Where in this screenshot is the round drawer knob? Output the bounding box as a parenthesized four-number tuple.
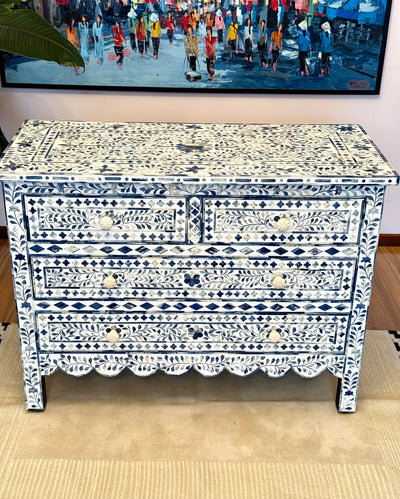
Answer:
(274, 216, 291, 231)
(268, 329, 281, 343)
(106, 328, 120, 342)
(271, 274, 286, 289)
(99, 214, 115, 229)
(103, 275, 117, 289)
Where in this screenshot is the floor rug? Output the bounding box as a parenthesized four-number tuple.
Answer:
(0, 325, 399, 498)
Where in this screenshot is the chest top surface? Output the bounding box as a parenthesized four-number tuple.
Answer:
(0, 120, 398, 185)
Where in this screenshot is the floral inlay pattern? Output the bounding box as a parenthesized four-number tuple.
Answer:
(32, 256, 355, 301)
(1, 121, 398, 411)
(0, 121, 397, 183)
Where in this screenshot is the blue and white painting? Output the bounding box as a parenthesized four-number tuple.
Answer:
(0, 0, 392, 93)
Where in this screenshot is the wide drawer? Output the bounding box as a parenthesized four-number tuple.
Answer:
(36, 312, 349, 354)
(203, 198, 363, 244)
(31, 256, 356, 301)
(25, 195, 187, 243)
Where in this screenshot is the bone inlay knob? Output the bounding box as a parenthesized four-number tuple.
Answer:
(106, 328, 120, 342)
(271, 275, 287, 289)
(103, 275, 117, 289)
(268, 329, 281, 343)
(274, 217, 291, 231)
(99, 214, 115, 229)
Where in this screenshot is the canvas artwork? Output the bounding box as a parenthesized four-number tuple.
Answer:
(0, 0, 392, 93)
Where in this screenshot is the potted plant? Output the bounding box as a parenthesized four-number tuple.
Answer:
(0, 2, 84, 152)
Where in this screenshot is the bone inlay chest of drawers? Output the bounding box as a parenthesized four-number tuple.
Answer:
(0, 121, 398, 411)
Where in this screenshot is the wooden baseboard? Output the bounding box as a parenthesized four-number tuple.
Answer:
(378, 234, 400, 246)
(0, 226, 399, 245)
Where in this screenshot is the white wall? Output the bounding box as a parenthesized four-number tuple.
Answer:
(1, 1, 399, 231)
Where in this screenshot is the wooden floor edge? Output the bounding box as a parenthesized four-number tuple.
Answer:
(0, 226, 399, 246)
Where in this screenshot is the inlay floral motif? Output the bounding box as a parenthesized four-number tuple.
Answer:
(39, 352, 345, 379)
(0, 121, 398, 183)
(1, 121, 398, 411)
(32, 256, 355, 301)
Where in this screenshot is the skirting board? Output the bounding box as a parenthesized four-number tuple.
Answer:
(378, 234, 400, 246)
(0, 226, 399, 245)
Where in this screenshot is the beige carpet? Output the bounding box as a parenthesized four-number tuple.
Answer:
(0, 325, 399, 498)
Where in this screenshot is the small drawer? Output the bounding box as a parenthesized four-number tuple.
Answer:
(31, 256, 356, 301)
(203, 198, 363, 244)
(25, 195, 187, 243)
(36, 312, 349, 354)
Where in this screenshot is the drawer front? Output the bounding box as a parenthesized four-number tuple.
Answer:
(31, 256, 356, 301)
(25, 196, 187, 243)
(36, 312, 349, 353)
(203, 198, 363, 244)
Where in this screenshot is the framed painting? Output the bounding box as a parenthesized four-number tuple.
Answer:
(0, 0, 393, 94)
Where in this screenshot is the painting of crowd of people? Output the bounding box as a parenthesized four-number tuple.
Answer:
(1, 0, 392, 92)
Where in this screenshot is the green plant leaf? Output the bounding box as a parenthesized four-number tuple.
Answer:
(0, 9, 84, 67)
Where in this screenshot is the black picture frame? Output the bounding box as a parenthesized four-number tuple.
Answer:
(0, 0, 393, 94)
